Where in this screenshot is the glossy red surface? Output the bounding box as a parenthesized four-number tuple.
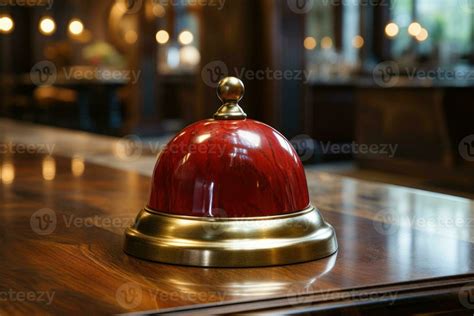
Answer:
(148, 119, 310, 217)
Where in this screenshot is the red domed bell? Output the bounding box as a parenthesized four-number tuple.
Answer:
(124, 77, 337, 267)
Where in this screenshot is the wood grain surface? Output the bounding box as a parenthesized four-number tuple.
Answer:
(1, 151, 474, 314)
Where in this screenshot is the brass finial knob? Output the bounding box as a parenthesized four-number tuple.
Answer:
(214, 77, 247, 120)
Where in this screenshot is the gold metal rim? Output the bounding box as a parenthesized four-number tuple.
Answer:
(124, 206, 338, 267)
(144, 205, 315, 221)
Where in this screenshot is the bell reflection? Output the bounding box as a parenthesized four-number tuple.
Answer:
(42, 156, 56, 181)
(158, 254, 336, 299)
(1, 162, 15, 185)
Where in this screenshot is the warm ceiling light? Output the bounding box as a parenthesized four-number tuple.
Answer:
(179, 45, 201, 66)
(178, 30, 194, 45)
(124, 30, 137, 44)
(1, 162, 15, 185)
(416, 28, 429, 42)
(304, 36, 317, 50)
(408, 22, 422, 36)
(42, 156, 56, 181)
(0, 15, 14, 34)
(39, 17, 56, 35)
(321, 36, 333, 49)
(352, 35, 364, 48)
(153, 4, 165, 17)
(155, 30, 169, 44)
(385, 22, 399, 38)
(68, 19, 84, 36)
(71, 156, 85, 177)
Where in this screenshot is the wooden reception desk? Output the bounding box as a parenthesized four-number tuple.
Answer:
(1, 119, 474, 315)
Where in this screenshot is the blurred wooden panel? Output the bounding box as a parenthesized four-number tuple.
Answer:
(357, 88, 449, 163)
(197, 0, 305, 136)
(355, 86, 474, 187)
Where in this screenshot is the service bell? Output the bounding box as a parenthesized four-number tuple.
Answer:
(124, 77, 337, 267)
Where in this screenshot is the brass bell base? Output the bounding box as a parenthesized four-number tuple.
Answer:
(123, 206, 337, 267)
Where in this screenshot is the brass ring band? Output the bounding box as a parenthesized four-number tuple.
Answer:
(143, 205, 315, 221)
(123, 206, 338, 267)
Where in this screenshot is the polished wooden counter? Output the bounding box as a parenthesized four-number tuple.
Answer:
(1, 121, 474, 314)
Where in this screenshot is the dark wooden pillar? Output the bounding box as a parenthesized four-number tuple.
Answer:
(197, 0, 305, 137)
(128, 5, 159, 135)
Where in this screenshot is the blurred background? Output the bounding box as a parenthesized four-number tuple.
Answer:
(1, 0, 474, 194)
